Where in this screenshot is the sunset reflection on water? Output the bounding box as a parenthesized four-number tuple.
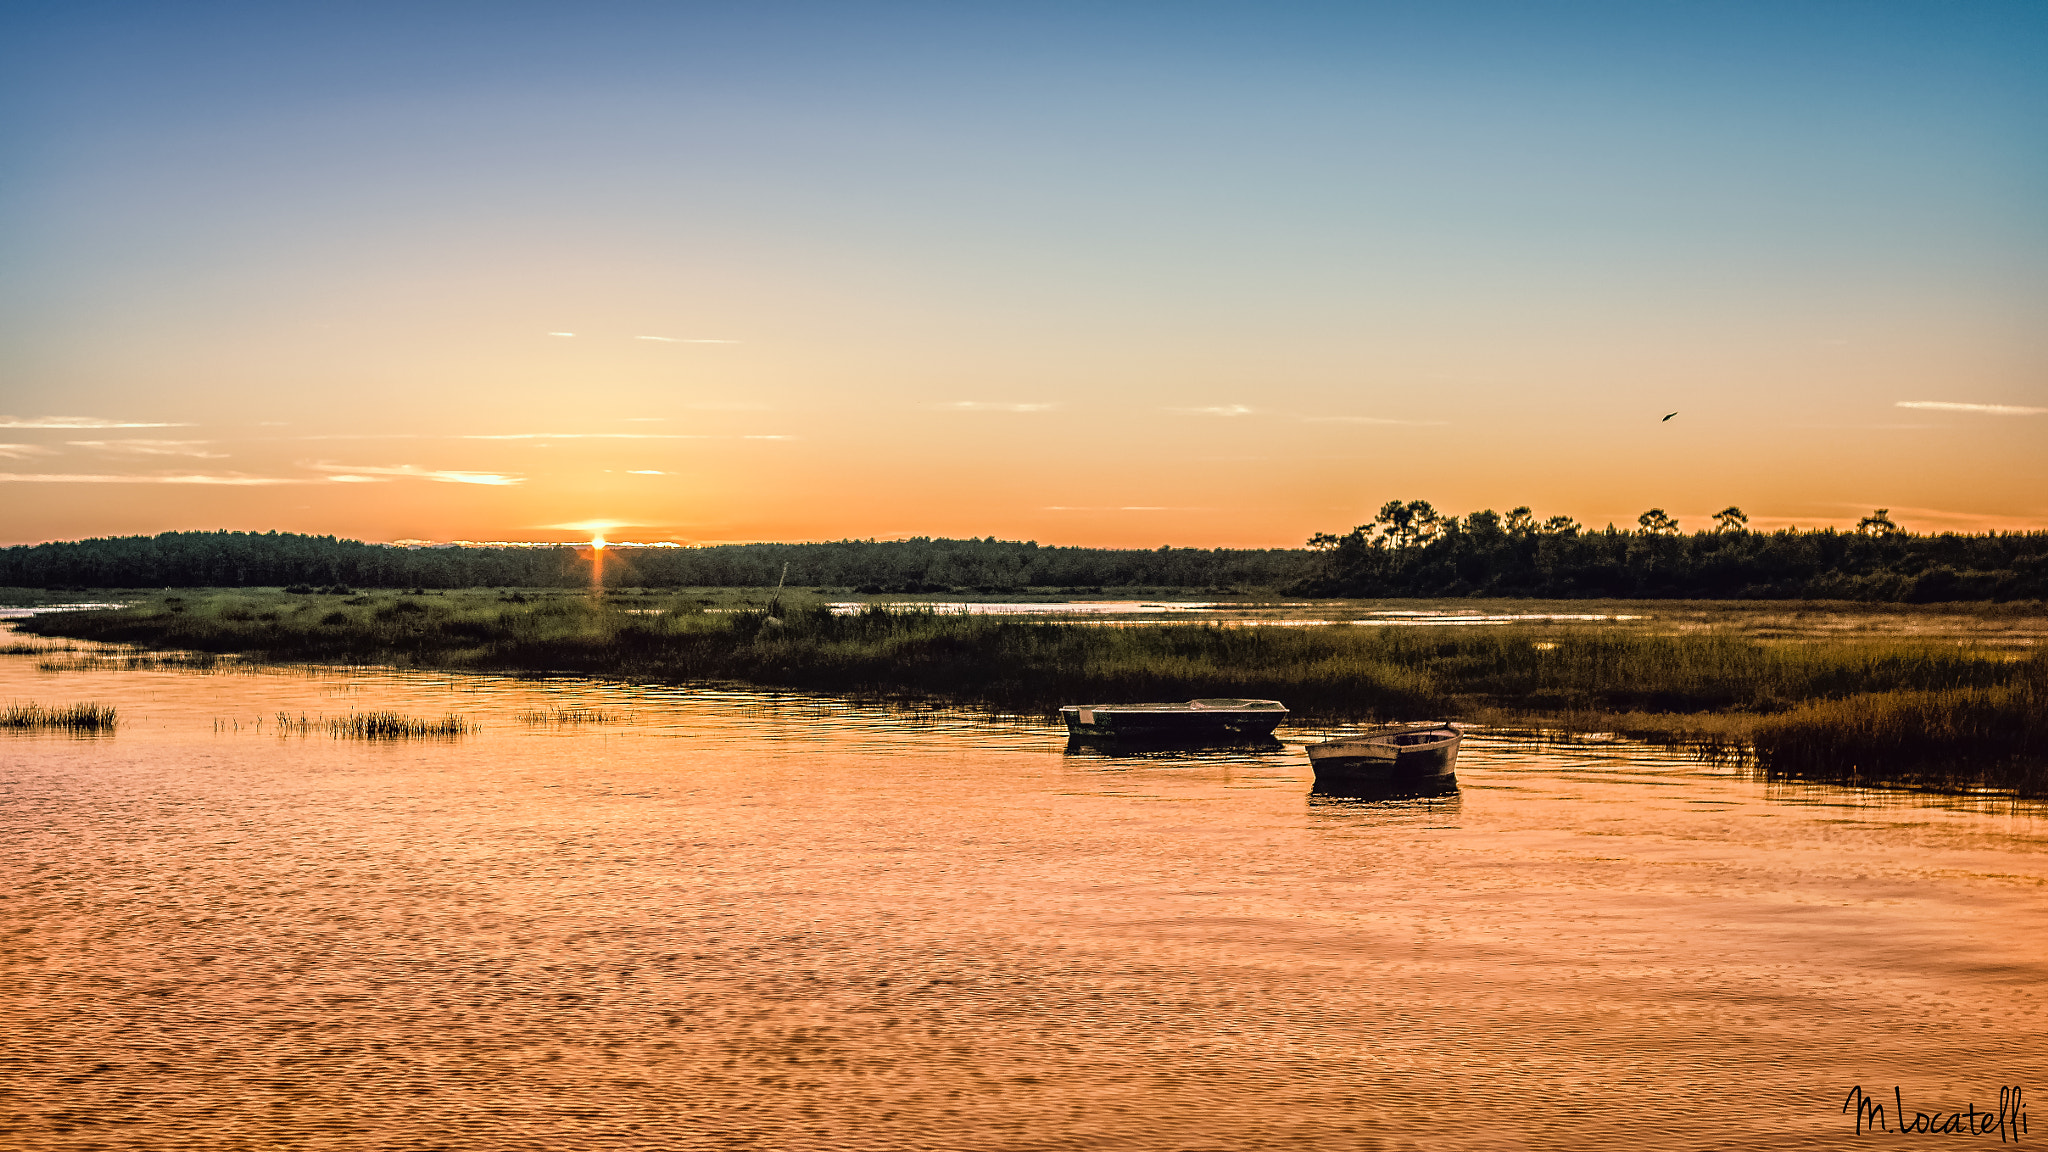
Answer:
(2, 634, 2043, 1150)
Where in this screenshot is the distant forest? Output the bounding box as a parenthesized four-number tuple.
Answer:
(0, 531, 1308, 593)
(4, 502, 2045, 601)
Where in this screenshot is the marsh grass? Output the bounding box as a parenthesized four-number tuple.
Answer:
(2, 701, 118, 731)
(23, 591, 2048, 791)
(267, 710, 476, 739)
(39, 651, 227, 674)
(0, 642, 75, 656)
(516, 707, 623, 725)
(1753, 680, 2045, 794)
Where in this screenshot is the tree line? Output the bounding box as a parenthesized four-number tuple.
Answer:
(0, 531, 1311, 592)
(1303, 500, 2048, 601)
(4, 509, 2044, 601)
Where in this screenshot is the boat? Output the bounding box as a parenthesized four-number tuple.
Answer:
(1305, 724, 1461, 794)
(1061, 698, 1288, 743)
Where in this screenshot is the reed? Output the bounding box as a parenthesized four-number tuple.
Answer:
(270, 710, 476, 739)
(1, 701, 118, 731)
(515, 706, 623, 725)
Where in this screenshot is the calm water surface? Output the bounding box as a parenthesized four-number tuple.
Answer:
(2, 632, 2043, 1150)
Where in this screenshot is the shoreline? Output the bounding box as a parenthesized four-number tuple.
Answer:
(13, 588, 2045, 796)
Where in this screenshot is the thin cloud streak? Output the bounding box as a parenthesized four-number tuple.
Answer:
(1822, 502, 2045, 528)
(68, 439, 227, 458)
(0, 472, 308, 485)
(1302, 415, 1449, 426)
(0, 415, 193, 429)
(298, 430, 786, 441)
(303, 463, 523, 486)
(1170, 405, 1255, 417)
(540, 519, 639, 532)
(0, 444, 56, 459)
(461, 433, 711, 441)
(1896, 401, 2047, 416)
(463, 432, 791, 441)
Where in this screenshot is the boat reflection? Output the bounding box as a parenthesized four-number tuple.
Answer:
(1062, 734, 1287, 759)
(1306, 789, 1464, 822)
(1309, 775, 1460, 800)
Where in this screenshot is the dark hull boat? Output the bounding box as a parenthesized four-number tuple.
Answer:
(1061, 698, 1287, 744)
(1306, 724, 1461, 795)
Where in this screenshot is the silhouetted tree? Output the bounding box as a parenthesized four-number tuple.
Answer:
(1638, 509, 1682, 536)
(1374, 499, 1443, 549)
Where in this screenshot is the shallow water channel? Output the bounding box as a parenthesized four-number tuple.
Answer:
(2, 629, 2043, 1150)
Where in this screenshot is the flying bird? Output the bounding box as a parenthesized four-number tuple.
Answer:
(1662, 412, 1678, 421)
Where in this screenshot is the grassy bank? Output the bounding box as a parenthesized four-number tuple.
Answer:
(18, 590, 2046, 793)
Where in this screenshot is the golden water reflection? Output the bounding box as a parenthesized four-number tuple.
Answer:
(2, 631, 2043, 1150)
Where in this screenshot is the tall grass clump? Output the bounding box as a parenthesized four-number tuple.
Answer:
(1, 701, 118, 731)
(516, 707, 622, 725)
(325, 711, 475, 739)
(268, 710, 475, 739)
(1753, 654, 2047, 795)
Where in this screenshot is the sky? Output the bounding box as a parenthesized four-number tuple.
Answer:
(2, 0, 2044, 547)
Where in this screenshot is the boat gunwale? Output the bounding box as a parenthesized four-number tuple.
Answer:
(1059, 698, 1288, 716)
(1307, 724, 1459, 755)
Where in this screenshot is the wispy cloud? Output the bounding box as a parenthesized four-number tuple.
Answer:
(1820, 502, 2047, 530)
(742, 434, 796, 440)
(0, 415, 192, 429)
(0, 443, 56, 460)
(1786, 423, 1934, 431)
(627, 469, 665, 475)
(547, 332, 575, 337)
(1169, 405, 1255, 417)
(637, 335, 740, 343)
(1896, 401, 2046, 416)
(461, 432, 711, 441)
(303, 463, 523, 486)
(68, 439, 227, 458)
(941, 401, 1056, 413)
(1301, 415, 1448, 426)
(540, 519, 639, 532)
(0, 472, 307, 485)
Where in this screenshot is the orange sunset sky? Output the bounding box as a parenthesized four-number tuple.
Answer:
(3, 3, 2044, 548)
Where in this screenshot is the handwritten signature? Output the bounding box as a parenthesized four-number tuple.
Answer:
(1844, 1087, 2028, 1139)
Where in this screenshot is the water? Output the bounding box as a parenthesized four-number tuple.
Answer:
(3, 629, 2043, 1150)
(825, 600, 1644, 627)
